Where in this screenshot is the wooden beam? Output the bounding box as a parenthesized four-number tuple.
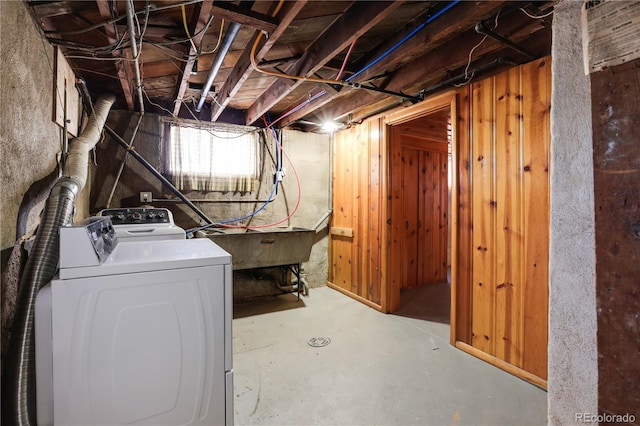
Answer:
(211, 1, 278, 33)
(244, 1, 403, 125)
(32, 1, 94, 18)
(210, 0, 308, 121)
(276, 1, 505, 125)
(279, 5, 544, 126)
(96, 0, 134, 110)
(172, 1, 214, 116)
(351, 1, 504, 84)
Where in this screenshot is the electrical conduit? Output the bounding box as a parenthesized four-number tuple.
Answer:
(3, 94, 116, 426)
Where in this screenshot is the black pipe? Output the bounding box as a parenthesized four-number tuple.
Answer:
(103, 125, 214, 225)
(421, 57, 516, 97)
(346, 81, 423, 103)
(475, 22, 536, 60)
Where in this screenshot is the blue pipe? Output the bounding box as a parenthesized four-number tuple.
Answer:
(270, 0, 460, 125)
(186, 127, 282, 234)
(347, 0, 460, 82)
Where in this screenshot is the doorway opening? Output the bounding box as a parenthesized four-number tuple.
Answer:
(388, 106, 453, 325)
(383, 90, 458, 325)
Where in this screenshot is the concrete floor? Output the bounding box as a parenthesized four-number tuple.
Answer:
(232, 285, 547, 426)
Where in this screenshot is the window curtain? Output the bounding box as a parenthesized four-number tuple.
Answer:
(167, 124, 259, 192)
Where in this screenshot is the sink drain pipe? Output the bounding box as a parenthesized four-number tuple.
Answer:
(3, 93, 116, 426)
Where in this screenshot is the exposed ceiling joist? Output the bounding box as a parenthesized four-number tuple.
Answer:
(172, 0, 214, 116)
(26, 0, 554, 131)
(209, 0, 308, 122)
(303, 10, 552, 125)
(277, 1, 512, 126)
(96, 0, 135, 110)
(32, 1, 91, 18)
(244, 0, 403, 125)
(350, 1, 503, 84)
(210, 1, 278, 34)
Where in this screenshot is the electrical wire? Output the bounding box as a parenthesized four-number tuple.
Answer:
(59, 2, 151, 62)
(267, 37, 357, 127)
(519, 7, 554, 19)
(147, 43, 198, 64)
(44, 0, 204, 36)
(47, 31, 129, 55)
(217, 124, 301, 229)
(200, 19, 225, 55)
(248, 0, 354, 86)
(336, 39, 356, 80)
(454, 9, 502, 87)
(73, 67, 125, 80)
(181, 4, 198, 53)
(184, 129, 279, 235)
(142, 87, 175, 116)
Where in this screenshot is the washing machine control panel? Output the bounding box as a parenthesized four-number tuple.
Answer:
(99, 208, 174, 225)
(59, 216, 118, 269)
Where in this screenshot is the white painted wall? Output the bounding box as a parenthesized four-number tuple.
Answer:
(548, 1, 598, 423)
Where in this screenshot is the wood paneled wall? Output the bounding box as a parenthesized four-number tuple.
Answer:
(390, 122, 449, 290)
(330, 58, 550, 387)
(329, 118, 387, 310)
(454, 57, 550, 387)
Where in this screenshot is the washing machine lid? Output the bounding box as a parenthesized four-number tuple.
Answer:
(58, 238, 231, 280)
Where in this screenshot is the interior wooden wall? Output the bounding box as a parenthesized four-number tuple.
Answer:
(329, 118, 387, 310)
(389, 114, 449, 290)
(453, 57, 551, 387)
(330, 58, 551, 387)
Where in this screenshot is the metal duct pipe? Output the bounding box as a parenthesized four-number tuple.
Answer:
(126, 0, 145, 113)
(3, 94, 115, 426)
(195, 22, 241, 112)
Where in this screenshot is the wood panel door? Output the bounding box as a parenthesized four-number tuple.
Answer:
(453, 57, 551, 388)
(329, 118, 387, 311)
(390, 124, 449, 290)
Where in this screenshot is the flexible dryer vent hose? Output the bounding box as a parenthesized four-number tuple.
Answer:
(2, 93, 115, 426)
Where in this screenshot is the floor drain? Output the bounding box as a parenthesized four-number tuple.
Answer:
(308, 337, 331, 347)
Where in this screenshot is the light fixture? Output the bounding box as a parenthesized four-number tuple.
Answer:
(321, 121, 339, 132)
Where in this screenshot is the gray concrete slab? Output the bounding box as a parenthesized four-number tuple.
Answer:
(233, 286, 547, 426)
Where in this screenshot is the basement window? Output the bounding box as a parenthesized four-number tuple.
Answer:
(163, 120, 259, 192)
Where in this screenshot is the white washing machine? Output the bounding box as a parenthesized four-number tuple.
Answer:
(98, 207, 186, 241)
(35, 217, 233, 425)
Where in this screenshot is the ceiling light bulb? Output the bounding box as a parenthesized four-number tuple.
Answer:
(322, 121, 339, 132)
